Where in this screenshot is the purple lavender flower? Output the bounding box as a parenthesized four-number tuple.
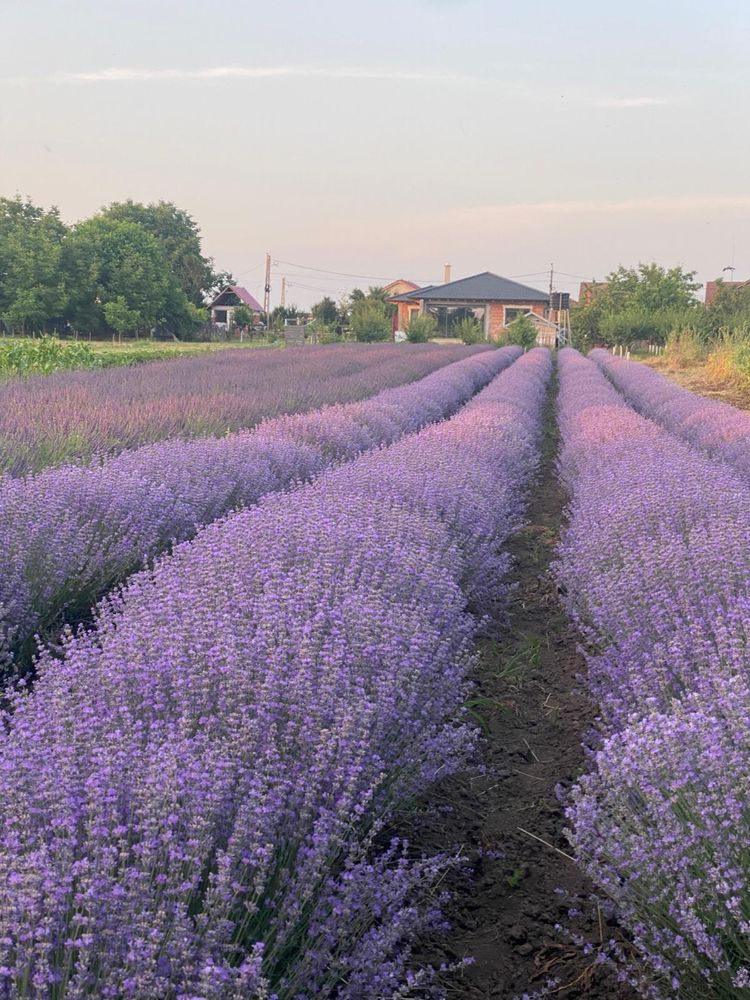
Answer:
(557, 348, 750, 998)
(0, 347, 520, 665)
(0, 343, 489, 476)
(0, 349, 551, 997)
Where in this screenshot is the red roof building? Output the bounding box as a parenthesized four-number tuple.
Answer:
(208, 285, 263, 327)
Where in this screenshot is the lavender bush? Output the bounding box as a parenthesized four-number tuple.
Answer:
(0, 342, 483, 475)
(556, 349, 750, 997)
(555, 348, 750, 729)
(0, 349, 551, 998)
(591, 348, 750, 477)
(0, 348, 520, 665)
(569, 677, 750, 999)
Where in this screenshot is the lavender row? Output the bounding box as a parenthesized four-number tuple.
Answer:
(0, 342, 483, 475)
(0, 348, 552, 999)
(0, 346, 520, 666)
(556, 349, 750, 997)
(591, 347, 750, 477)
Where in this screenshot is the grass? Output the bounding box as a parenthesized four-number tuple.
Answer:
(646, 331, 750, 411)
(83, 337, 278, 355)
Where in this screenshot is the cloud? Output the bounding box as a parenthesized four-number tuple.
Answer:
(440, 194, 750, 223)
(594, 96, 677, 108)
(5, 64, 477, 86)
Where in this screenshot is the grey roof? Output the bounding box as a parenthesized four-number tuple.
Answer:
(390, 272, 549, 304)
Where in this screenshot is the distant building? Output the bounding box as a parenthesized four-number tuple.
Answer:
(208, 286, 263, 328)
(705, 278, 750, 306)
(382, 279, 422, 335)
(388, 271, 550, 341)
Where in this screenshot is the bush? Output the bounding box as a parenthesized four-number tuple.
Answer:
(455, 317, 485, 345)
(405, 314, 437, 343)
(314, 324, 342, 345)
(350, 300, 392, 343)
(505, 313, 537, 350)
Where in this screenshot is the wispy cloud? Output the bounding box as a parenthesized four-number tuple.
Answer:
(594, 96, 677, 108)
(5, 64, 477, 86)
(424, 194, 750, 231)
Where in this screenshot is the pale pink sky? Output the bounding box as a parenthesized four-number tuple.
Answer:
(2, 0, 748, 306)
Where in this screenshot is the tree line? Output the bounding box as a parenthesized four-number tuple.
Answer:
(571, 263, 750, 348)
(0, 196, 232, 338)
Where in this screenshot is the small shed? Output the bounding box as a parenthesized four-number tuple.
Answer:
(208, 286, 263, 328)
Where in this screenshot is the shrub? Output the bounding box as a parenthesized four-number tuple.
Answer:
(350, 300, 392, 342)
(505, 313, 537, 350)
(405, 314, 437, 343)
(455, 317, 485, 345)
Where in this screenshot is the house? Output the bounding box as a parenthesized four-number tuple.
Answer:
(208, 286, 263, 328)
(705, 278, 750, 306)
(388, 271, 550, 341)
(382, 279, 422, 336)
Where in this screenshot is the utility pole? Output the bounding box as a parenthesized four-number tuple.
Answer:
(548, 262, 554, 306)
(280, 275, 287, 309)
(263, 252, 271, 323)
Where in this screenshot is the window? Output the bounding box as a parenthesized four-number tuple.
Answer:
(504, 307, 528, 324)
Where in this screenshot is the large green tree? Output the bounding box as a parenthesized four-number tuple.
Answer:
(0, 196, 68, 333)
(99, 200, 223, 305)
(65, 217, 182, 335)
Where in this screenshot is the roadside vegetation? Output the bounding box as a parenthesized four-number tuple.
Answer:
(572, 262, 750, 388)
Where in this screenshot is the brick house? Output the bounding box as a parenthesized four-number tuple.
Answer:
(388, 271, 550, 341)
(705, 278, 750, 306)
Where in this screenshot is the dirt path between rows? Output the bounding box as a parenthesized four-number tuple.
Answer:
(413, 363, 636, 999)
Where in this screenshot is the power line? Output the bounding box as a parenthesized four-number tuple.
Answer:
(273, 257, 438, 284)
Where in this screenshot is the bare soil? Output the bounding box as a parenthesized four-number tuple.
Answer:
(411, 367, 636, 999)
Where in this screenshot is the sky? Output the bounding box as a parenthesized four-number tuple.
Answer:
(1, 0, 749, 307)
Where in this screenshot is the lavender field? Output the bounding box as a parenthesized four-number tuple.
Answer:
(0, 342, 482, 475)
(4, 343, 750, 999)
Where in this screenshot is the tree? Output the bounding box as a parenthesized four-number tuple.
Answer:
(405, 314, 437, 343)
(65, 217, 178, 335)
(571, 263, 701, 346)
(103, 296, 141, 336)
(505, 312, 537, 349)
(269, 305, 298, 331)
(703, 280, 750, 336)
(351, 299, 391, 342)
(311, 296, 338, 326)
(0, 196, 68, 333)
(99, 201, 221, 306)
(231, 303, 254, 329)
